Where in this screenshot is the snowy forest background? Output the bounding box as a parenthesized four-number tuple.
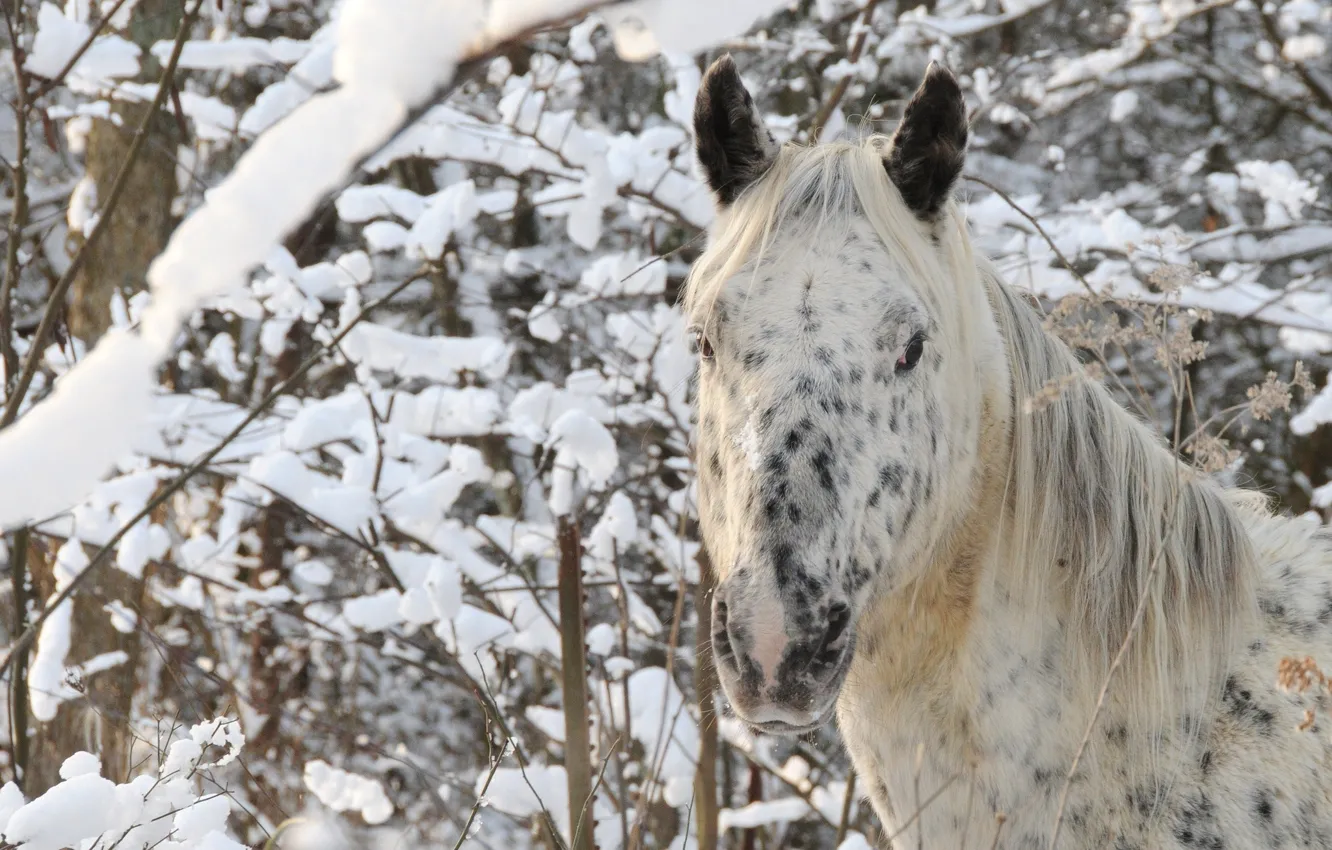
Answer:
(0, 0, 1329, 847)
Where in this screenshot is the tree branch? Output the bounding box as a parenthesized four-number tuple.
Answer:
(0, 0, 201, 428)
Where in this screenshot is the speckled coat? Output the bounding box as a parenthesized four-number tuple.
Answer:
(685, 54, 1332, 850)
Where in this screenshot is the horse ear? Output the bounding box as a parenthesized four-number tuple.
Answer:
(885, 62, 969, 219)
(693, 54, 780, 207)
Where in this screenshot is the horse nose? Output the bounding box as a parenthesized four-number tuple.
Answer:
(713, 578, 851, 687)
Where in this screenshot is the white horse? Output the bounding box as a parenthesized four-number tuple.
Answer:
(686, 54, 1332, 850)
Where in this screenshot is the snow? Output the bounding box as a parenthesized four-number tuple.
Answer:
(161, 717, 246, 775)
(171, 794, 231, 842)
(1292, 376, 1332, 436)
(0, 773, 118, 850)
(406, 180, 480, 260)
(59, 751, 101, 780)
(25, 2, 141, 83)
(601, 0, 793, 61)
(1109, 89, 1139, 122)
(482, 764, 570, 842)
(720, 796, 813, 829)
(597, 667, 698, 803)
(0, 783, 22, 828)
(330, 0, 482, 104)
(28, 539, 90, 722)
(150, 36, 312, 71)
(67, 175, 98, 237)
(1282, 34, 1326, 62)
(245, 450, 378, 536)
(340, 325, 511, 385)
(1237, 160, 1319, 224)
(343, 588, 406, 632)
(303, 760, 394, 825)
(547, 409, 619, 515)
(336, 184, 430, 223)
(0, 331, 158, 528)
(0, 0, 510, 532)
(0, 719, 248, 847)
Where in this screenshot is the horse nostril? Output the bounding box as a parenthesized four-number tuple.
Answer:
(713, 600, 734, 663)
(825, 604, 850, 644)
(817, 603, 851, 664)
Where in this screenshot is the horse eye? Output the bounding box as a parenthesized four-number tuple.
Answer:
(896, 333, 925, 373)
(695, 332, 715, 361)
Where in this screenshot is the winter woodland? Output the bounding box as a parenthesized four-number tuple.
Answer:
(0, 0, 1328, 848)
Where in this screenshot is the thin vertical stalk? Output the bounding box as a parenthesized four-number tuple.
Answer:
(741, 764, 763, 850)
(693, 550, 720, 850)
(8, 527, 29, 785)
(557, 516, 595, 850)
(1, 6, 32, 790)
(835, 768, 857, 846)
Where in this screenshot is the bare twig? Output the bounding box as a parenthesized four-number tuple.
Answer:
(880, 772, 961, 846)
(808, 0, 882, 141)
(452, 740, 510, 850)
(962, 173, 1157, 422)
(1045, 414, 1190, 849)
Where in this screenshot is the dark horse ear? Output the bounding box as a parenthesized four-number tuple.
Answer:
(885, 62, 969, 219)
(693, 54, 780, 207)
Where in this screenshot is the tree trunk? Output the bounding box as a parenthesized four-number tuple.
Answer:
(24, 540, 148, 794)
(67, 0, 183, 343)
(24, 0, 185, 795)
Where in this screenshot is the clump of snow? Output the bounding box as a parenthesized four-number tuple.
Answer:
(303, 760, 394, 825)
(150, 36, 312, 71)
(481, 764, 570, 841)
(1237, 160, 1319, 225)
(547, 409, 619, 515)
(406, 180, 480, 261)
(1292, 376, 1332, 436)
(1109, 89, 1139, 122)
(1, 772, 119, 850)
(59, 751, 101, 780)
(1283, 34, 1326, 62)
(25, 2, 141, 84)
(339, 325, 511, 385)
(601, 0, 792, 61)
(343, 588, 405, 632)
(28, 538, 90, 722)
(1, 717, 248, 849)
(0, 331, 158, 528)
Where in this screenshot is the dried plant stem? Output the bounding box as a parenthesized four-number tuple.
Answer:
(1046, 399, 1190, 849)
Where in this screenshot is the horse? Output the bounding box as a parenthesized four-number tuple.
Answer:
(684, 54, 1332, 849)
